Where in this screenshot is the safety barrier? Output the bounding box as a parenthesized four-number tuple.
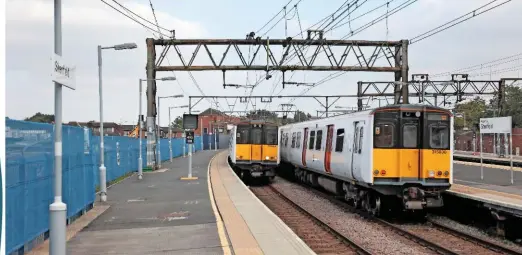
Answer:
(5, 119, 203, 254)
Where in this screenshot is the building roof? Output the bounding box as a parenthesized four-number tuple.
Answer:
(199, 108, 225, 116)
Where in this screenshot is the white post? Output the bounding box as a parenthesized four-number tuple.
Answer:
(209, 122, 212, 150)
(183, 133, 186, 157)
(169, 107, 173, 162)
(200, 117, 204, 150)
(214, 127, 217, 151)
(158, 97, 162, 168)
(188, 143, 193, 177)
(480, 132, 484, 180)
(138, 79, 143, 180)
(510, 131, 514, 184)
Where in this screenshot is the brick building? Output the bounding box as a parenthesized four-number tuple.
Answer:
(66, 121, 124, 136)
(195, 108, 241, 136)
(454, 128, 522, 155)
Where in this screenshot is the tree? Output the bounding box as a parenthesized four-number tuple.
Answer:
(453, 97, 487, 130)
(170, 116, 183, 128)
(25, 112, 54, 123)
(489, 85, 522, 127)
(246, 109, 278, 121)
(293, 110, 310, 123)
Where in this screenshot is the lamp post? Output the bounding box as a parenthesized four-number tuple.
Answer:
(98, 42, 137, 202)
(157, 94, 184, 168)
(138, 76, 176, 180)
(169, 105, 189, 161)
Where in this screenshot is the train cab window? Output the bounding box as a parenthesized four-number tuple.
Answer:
(309, 131, 316, 149)
(315, 130, 323, 150)
(374, 123, 395, 148)
(403, 125, 418, 148)
(251, 128, 263, 144)
(291, 132, 296, 148)
(296, 132, 302, 148)
(236, 126, 250, 144)
(265, 126, 278, 145)
(429, 124, 449, 149)
(335, 129, 345, 152)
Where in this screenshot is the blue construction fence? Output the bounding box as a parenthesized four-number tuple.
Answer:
(202, 134, 219, 150)
(4, 119, 203, 254)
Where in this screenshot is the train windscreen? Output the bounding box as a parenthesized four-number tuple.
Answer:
(425, 112, 450, 150)
(236, 125, 250, 144)
(264, 126, 278, 145)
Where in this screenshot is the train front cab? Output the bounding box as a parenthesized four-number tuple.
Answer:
(371, 106, 452, 210)
(234, 122, 279, 178)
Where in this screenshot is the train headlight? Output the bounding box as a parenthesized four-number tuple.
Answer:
(437, 171, 443, 176)
(380, 170, 386, 176)
(373, 170, 379, 175)
(265, 156, 270, 160)
(428, 170, 435, 178)
(444, 171, 450, 177)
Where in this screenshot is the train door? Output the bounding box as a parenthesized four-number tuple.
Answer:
(251, 124, 263, 162)
(400, 114, 421, 181)
(351, 122, 363, 179)
(302, 128, 309, 167)
(324, 125, 334, 174)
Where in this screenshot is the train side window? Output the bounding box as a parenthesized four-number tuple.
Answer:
(358, 127, 364, 153)
(316, 130, 323, 150)
(291, 132, 296, 148)
(374, 123, 395, 148)
(429, 124, 449, 149)
(403, 125, 418, 148)
(354, 127, 360, 152)
(296, 132, 302, 148)
(335, 129, 344, 152)
(284, 133, 289, 147)
(309, 131, 316, 149)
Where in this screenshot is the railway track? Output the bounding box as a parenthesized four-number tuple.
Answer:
(250, 185, 373, 255)
(264, 177, 522, 255)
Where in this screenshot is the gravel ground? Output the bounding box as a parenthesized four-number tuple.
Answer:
(429, 215, 522, 253)
(270, 177, 437, 255)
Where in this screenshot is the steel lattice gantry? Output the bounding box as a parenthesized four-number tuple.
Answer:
(145, 37, 410, 169)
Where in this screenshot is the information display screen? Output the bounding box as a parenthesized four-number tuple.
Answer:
(183, 114, 199, 130)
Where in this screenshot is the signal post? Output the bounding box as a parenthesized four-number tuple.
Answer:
(181, 113, 199, 180)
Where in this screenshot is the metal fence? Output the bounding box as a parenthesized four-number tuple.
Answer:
(5, 119, 203, 254)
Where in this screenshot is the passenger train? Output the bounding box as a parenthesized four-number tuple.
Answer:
(228, 120, 280, 183)
(278, 104, 453, 216)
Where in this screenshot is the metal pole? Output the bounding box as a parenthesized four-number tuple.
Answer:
(214, 126, 217, 151)
(200, 117, 203, 150)
(188, 143, 193, 177)
(169, 107, 173, 162)
(50, 0, 67, 253)
(183, 132, 186, 157)
(158, 97, 162, 168)
(138, 79, 143, 180)
(510, 131, 514, 184)
(480, 132, 483, 180)
(209, 121, 212, 150)
(97, 45, 107, 202)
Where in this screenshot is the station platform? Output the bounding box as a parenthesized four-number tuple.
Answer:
(449, 156, 522, 218)
(210, 150, 315, 255)
(29, 149, 313, 255)
(454, 150, 522, 165)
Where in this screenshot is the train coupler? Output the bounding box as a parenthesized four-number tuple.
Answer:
(402, 187, 426, 210)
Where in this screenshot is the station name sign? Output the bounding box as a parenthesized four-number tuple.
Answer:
(479, 116, 512, 134)
(51, 54, 76, 90)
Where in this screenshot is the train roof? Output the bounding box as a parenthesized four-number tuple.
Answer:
(279, 104, 452, 129)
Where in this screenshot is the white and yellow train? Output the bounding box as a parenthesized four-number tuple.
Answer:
(278, 104, 453, 216)
(228, 120, 280, 183)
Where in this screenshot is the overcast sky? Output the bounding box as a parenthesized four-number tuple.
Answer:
(6, 0, 522, 126)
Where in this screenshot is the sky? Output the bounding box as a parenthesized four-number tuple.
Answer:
(5, 0, 522, 126)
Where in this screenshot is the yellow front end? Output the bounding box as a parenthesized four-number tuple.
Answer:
(236, 144, 252, 161)
(262, 145, 278, 162)
(421, 149, 451, 180)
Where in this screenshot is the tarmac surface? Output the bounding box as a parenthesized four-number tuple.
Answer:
(67, 150, 224, 255)
(453, 162, 522, 196)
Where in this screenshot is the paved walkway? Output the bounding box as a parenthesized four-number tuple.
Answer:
(67, 150, 225, 255)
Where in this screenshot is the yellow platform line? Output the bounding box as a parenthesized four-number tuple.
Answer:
(454, 160, 522, 172)
(180, 176, 199, 180)
(207, 153, 232, 255)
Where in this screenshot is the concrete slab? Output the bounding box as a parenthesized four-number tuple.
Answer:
(453, 163, 522, 196)
(67, 150, 226, 255)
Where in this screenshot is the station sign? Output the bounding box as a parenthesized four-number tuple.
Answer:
(183, 114, 199, 130)
(51, 54, 76, 90)
(185, 130, 195, 144)
(479, 116, 512, 134)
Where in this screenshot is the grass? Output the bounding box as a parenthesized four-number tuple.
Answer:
(95, 171, 135, 193)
